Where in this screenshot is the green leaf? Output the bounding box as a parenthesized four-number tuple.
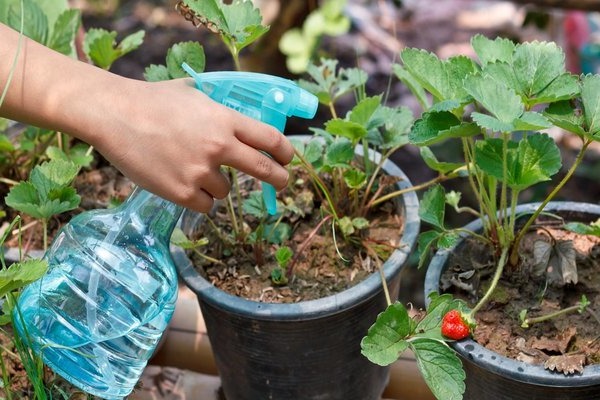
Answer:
(219, 0, 269, 51)
(564, 221, 600, 237)
(319, 0, 350, 35)
(0, 134, 15, 152)
(119, 30, 145, 55)
(264, 222, 292, 245)
(513, 41, 566, 97)
(325, 119, 367, 143)
(179, 0, 228, 31)
(544, 100, 586, 137)
(303, 138, 325, 164)
(47, 9, 80, 55)
(409, 111, 480, 146)
(393, 64, 430, 109)
(471, 112, 514, 133)
(144, 64, 170, 82)
(349, 96, 382, 126)
(183, 0, 269, 52)
(438, 231, 461, 249)
(31, 159, 79, 194)
(410, 338, 466, 400)
(324, 137, 354, 167)
(83, 29, 143, 70)
(242, 191, 266, 218)
(279, 28, 306, 56)
(0, 259, 48, 297)
(275, 246, 293, 269)
(532, 73, 580, 106)
(336, 67, 368, 100)
(471, 34, 515, 65)
(84, 28, 119, 69)
(46, 144, 93, 168)
(420, 147, 463, 174)
(464, 73, 524, 126)
(513, 111, 551, 131)
(5, 182, 39, 216)
(581, 74, 600, 136)
(299, 59, 366, 104)
(361, 302, 415, 366)
(5, 160, 81, 220)
(481, 61, 520, 94)
(352, 217, 369, 230)
(299, 59, 340, 104)
(344, 169, 366, 189)
(166, 41, 206, 79)
(400, 48, 478, 101)
(8, 0, 48, 45)
(338, 216, 355, 236)
(419, 185, 446, 230)
(417, 230, 440, 269)
(170, 227, 209, 249)
(475, 134, 561, 190)
(376, 106, 413, 149)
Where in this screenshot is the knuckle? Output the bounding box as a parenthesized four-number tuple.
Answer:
(256, 155, 273, 179)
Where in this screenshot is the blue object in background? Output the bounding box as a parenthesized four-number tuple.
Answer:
(13, 70, 317, 399)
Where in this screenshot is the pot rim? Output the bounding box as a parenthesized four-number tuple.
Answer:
(173, 140, 420, 321)
(424, 201, 600, 387)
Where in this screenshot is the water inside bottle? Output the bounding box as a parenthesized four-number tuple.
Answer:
(14, 208, 178, 398)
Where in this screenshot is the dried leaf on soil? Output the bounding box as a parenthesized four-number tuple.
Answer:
(544, 353, 586, 375)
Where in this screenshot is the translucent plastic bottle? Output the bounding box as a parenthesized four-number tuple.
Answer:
(14, 187, 181, 399)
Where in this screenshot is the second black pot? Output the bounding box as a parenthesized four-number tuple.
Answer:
(424, 202, 600, 400)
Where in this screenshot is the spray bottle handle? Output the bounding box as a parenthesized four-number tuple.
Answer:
(182, 63, 318, 215)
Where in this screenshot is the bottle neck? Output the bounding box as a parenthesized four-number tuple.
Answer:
(123, 187, 184, 242)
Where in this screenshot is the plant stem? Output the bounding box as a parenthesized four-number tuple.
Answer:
(368, 173, 448, 208)
(454, 228, 493, 246)
(470, 246, 508, 316)
(509, 139, 592, 265)
(293, 147, 341, 221)
(287, 214, 332, 278)
(328, 102, 338, 119)
(42, 218, 48, 251)
(0, 177, 20, 186)
(522, 303, 584, 328)
(499, 133, 509, 246)
(191, 247, 226, 266)
(463, 138, 494, 232)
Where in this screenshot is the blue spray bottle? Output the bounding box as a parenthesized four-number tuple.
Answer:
(13, 69, 318, 399)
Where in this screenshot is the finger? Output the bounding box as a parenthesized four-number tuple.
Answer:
(187, 189, 215, 213)
(223, 142, 290, 190)
(198, 168, 231, 200)
(233, 117, 294, 166)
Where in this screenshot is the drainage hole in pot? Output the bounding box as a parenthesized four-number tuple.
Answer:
(465, 344, 475, 352)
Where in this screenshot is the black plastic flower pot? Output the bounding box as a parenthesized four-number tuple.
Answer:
(424, 202, 600, 400)
(173, 147, 420, 400)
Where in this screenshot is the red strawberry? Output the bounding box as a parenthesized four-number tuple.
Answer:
(441, 309, 470, 340)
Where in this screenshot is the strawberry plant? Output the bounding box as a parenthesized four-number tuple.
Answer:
(5, 159, 81, 250)
(362, 35, 600, 399)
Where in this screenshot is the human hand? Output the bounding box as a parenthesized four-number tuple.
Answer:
(88, 77, 295, 213)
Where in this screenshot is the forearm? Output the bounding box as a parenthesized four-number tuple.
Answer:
(0, 23, 131, 146)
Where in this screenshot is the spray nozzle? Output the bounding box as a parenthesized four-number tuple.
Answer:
(182, 63, 318, 215)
